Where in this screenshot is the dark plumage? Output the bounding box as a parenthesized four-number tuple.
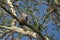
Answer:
(19, 13, 28, 25)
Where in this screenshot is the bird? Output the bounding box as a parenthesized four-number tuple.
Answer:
(18, 13, 28, 26)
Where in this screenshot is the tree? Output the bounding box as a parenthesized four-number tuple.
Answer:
(0, 0, 60, 40)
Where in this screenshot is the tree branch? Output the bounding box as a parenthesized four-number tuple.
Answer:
(0, 26, 36, 38)
(0, 30, 11, 38)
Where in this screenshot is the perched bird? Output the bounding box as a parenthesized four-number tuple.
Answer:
(19, 13, 28, 26)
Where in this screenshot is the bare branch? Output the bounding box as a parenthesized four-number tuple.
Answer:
(0, 26, 36, 38)
(54, 0, 60, 5)
(6, 0, 17, 16)
(43, 9, 54, 23)
(0, 30, 11, 38)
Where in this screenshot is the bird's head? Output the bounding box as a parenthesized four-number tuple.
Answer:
(22, 13, 28, 17)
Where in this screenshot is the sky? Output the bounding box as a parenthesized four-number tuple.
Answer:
(0, 0, 60, 40)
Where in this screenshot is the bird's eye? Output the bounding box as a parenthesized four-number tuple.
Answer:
(26, 17, 28, 20)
